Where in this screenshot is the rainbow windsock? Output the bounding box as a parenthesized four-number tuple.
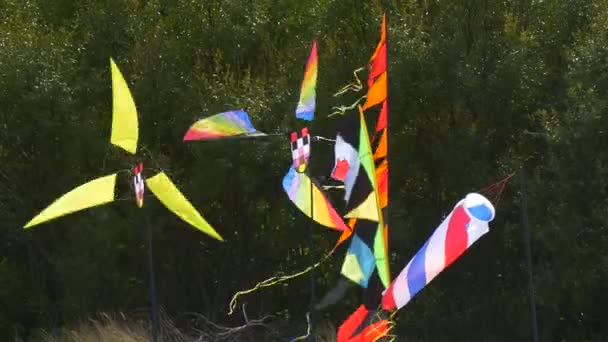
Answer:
(295, 41, 318, 121)
(382, 193, 495, 310)
(282, 166, 348, 232)
(183, 110, 266, 141)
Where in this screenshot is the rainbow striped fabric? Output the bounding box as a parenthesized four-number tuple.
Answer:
(282, 166, 348, 232)
(295, 41, 318, 121)
(183, 110, 266, 141)
(382, 193, 495, 310)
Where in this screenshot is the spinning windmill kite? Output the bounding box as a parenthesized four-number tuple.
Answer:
(183, 41, 348, 234)
(24, 58, 223, 241)
(183, 42, 352, 321)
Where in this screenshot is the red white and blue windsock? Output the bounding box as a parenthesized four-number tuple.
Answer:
(382, 193, 495, 310)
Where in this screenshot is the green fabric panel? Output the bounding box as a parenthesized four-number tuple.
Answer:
(374, 222, 390, 288)
(358, 111, 376, 187)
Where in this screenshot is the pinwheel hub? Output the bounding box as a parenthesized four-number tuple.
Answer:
(132, 162, 145, 208)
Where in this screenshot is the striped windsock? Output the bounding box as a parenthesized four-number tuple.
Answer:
(382, 193, 495, 310)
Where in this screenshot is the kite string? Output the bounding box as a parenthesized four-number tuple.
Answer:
(379, 311, 398, 342)
(327, 96, 367, 117)
(366, 321, 394, 342)
(287, 312, 311, 342)
(333, 67, 365, 96)
(228, 252, 333, 315)
(476, 172, 515, 207)
(327, 66, 367, 117)
(368, 306, 395, 341)
(476, 154, 538, 206)
(314, 136, 336, 143)
(138, 146, 170, 175)
(116, 168, 133, 175)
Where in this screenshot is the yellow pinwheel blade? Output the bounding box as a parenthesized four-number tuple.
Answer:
(110, 58, 139, 154)
(146, 172, 223, 241)
(24, 174, 117, 229)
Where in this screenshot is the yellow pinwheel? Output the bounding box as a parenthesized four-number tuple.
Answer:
(24, 58, 223, 241)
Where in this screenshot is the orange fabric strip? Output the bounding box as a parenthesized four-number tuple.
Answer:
(362, 72, 387, 110)
(375, 164, 388, 209)
(369, 15, 386, 62)
(373, 130, 388, 160)
(346, 320, 389, 342)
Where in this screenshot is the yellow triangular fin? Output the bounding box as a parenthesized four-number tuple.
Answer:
(110, 58, 139, 154)
(146, 172, 223, 241)
(344, 191, 380, 222)
(24, 174, 117, 228)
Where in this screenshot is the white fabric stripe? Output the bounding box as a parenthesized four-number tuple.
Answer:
(466, 220, 489, 247)
(392, 258, 413, 308)
(463, 193, 493, 247)
(424, 203, 458, 283)
(392, 200, 460, 310)
(333, 134, 359, 201)
(134, 174, 145, 198)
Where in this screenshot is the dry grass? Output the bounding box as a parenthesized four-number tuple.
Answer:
(31, 314, 150, 342)
(313, 320, 337, 342)
(21, 311, 338, 342)
(29, 312, 190, 342)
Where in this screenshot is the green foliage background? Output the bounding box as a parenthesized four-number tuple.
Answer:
(1, 0, 607, 340)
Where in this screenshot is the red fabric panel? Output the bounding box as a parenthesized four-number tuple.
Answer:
(368, 43, 386, 87)
(444, 205, 471, 268)
(337, 305, 369, 342)
(374, 101, 388, 133)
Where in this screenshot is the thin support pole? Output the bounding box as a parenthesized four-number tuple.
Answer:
(520, 169, 539, 342)
(384, 12, 390, 277)
(144, 211, 160, 342)
(308, 169, 315, 341)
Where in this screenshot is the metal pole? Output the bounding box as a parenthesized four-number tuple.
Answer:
(308, 157, 315, 341)
(384, 12, 390, 257)
(144, 211, 160, 342)
(520, 169, 539, 342)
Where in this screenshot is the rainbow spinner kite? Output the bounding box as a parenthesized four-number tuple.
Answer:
(24, 58, 222, 241)
(183, 41, 347, 233)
